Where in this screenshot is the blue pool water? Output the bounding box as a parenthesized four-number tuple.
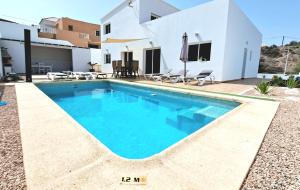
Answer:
(36, 82, 240, 159)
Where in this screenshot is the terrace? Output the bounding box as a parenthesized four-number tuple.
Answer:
(1, 77, 299, 190)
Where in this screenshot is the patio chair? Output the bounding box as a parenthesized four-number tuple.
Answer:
(112, 61, 118, 78)
(116, 60, 122, 77)
(132, 61, 139, 78)
(195, 70, 214, 86)
(47, 72, 68, 81)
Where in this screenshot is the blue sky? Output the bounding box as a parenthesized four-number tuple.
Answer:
(1, 0, 299, 45)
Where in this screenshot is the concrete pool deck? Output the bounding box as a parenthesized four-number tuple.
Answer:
(16, 81, 279, 190)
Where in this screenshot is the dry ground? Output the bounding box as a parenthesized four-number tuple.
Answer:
(0, 85, 26, 190)
(241, 87, 300, 190)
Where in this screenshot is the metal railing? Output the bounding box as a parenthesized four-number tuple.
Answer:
(39, 26, 57, 34)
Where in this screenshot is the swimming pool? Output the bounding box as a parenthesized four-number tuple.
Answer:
(36, 81, 240, 159)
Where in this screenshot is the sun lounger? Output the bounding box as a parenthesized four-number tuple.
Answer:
(47, 72, 68, 81)
(169, 70, 189, 83)
(70, 72, 93, 80)
(195, 70, 214, 86)
(144, 73, 164, 80)
(86, 72, 108, 79)
(144, 69, 173, 81)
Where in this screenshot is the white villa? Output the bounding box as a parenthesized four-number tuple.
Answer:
(100, 0, 262, 81)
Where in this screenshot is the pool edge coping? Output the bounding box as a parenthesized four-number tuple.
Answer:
(16, 81, 280, 190)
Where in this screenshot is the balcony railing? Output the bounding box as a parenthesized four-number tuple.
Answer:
(40, 26, 57, 34)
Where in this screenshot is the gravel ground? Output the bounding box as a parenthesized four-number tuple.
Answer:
(242, 87, 300, 190)
(1, 83, 299, 190)
(0, 85, 27, 190)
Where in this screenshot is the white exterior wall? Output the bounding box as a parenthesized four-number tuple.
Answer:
(102, 0, 147, 40)
(0, 21, 37, 74)
(142, 0, 229, 80)
(72, 48, 91, 72)
(101, 0, 230, 81)
(90, 48, 102, 64)
(138, 0, 179, 23)
(0, 40, 25, 73)
(222, 0, 262, 81)
(0, 21, 39, 40)
(101, 0, 261, 81)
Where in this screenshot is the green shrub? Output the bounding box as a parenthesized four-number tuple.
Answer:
(286, 76, 299, 89)
(256, 81, 270, 95)
(270, 75, 285, 87)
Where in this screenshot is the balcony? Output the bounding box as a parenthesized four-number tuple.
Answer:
(39, 26, 57, 34)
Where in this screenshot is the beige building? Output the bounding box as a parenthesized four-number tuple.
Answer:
(38, 17, 100, 48)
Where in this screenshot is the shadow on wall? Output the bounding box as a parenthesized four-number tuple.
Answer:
(161, 53, 171, 72)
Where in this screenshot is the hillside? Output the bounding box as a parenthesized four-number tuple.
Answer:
(259, 41, 300, 74)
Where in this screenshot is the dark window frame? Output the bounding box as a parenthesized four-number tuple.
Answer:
(104, 23, 111, 34)
(95, 30, 100, 37)
(151, 13, 161, 21)
(188, 44, 199, 61)
(187, 42, 212, 62)
(198, 43, 211, 62)
(105, 54, 111, 64)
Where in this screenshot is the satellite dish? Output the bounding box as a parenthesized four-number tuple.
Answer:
(128, 0, 133, 7)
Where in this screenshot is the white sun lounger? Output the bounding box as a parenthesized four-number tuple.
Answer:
(70, 72, 93, 80)
(144, 69, 173, 81)
(47, 72, 68, 81)
(86, 72, 108, 80)
(195, 70, 214, 86)
(169, 70, 189, 83)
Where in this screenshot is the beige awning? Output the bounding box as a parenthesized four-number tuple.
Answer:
(101, 38, 146, 44)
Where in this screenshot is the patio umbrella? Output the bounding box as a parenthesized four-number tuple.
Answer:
(180, 33, 189, 78)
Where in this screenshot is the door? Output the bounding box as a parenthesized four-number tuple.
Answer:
(241, 48, 248, 79)
(153, 49, 161, 74)
(145, 48, 161, 74)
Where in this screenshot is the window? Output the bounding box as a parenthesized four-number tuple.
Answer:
(79, 33, 89, 39)
(151, 13, 161, 21)
(199, 43, 211, 61)
(104, 54, 111, 64)
(188, 42, 212, 62)
(88, 44, 100, 49)
(104, 24, 111, 34)
(95, 30, 100, 37)
(188, 44, 199, 61)
(68, 25, 73, 31)
(249, 50, 252, 61)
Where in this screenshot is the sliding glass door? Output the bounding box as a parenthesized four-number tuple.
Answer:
(145, 48, 161, 74)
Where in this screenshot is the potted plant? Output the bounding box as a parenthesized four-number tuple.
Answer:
(88, 62, 96, 72)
